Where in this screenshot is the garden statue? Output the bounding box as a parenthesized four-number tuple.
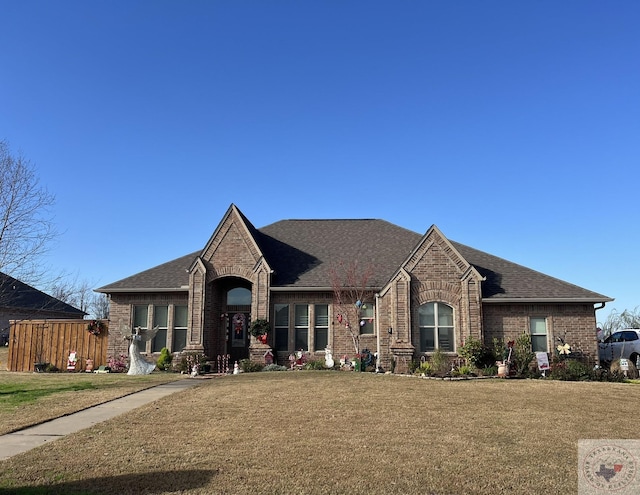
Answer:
(190, 363, 199, 377)
(124, 325, 158, 375)
(374, 352, 383, 373)
(324, 347, 334, 368)
(67, 351, 77, 371)
(264, 350, 274, 365)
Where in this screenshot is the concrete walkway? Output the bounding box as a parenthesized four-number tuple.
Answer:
(0, 378, 202, 461)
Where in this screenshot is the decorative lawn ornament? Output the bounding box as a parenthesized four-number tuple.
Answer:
(360, 320, 365, 326)
(325, 347, 334, 368)
(557, 343, 571, 355)
(86, 320, 105, 336)
(337, 314, 343, 323)
(233, 313, 246, 336)
(355, 300, 362, 308)
(124, 325, 159, 375)
(67, 351, 77, 371)
(191, 363, 199, 377)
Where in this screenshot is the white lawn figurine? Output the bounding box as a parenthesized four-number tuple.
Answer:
(123, 325, 159, 375)
(190, 363, 199, 377)
(325, 347, 335, 368)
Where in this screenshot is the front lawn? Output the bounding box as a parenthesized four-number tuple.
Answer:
(0, 371, 185, 435)
(0, 372, 637, 494)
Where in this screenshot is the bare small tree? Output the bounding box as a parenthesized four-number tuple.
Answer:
(90, 293, 110, 320)
(50, 277, 110, 319)
(598, 307, 640, 338)
(50, 277, 94, 313)
(329, 260, 376, 356)
(0, 140, 56, 287)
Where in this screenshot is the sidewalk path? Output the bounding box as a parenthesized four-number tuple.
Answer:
(0, 378, 202, 461)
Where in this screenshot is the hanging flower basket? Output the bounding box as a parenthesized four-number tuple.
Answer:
(87, 320, 106, 336)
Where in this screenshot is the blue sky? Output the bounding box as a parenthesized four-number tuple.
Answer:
(1, 1, 638, 325)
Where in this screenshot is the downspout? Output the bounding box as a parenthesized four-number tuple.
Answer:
(594, 302, 607, 367)
(375, 292, 380, 371)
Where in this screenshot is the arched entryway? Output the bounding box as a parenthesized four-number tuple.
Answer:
(215, 278, 252, 364)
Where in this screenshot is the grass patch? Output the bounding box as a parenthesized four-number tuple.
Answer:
(0, 382, 97, 407)
(0, 372, 638, 494)
(0, 371, 185, 435)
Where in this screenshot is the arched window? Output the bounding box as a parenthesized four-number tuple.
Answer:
(419, 302, 455, 352)
(227, 287, 251, 306)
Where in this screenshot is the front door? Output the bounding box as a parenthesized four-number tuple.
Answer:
(229, 312, 250, 364)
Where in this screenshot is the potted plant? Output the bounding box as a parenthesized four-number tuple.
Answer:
(248, 319, 270, 344)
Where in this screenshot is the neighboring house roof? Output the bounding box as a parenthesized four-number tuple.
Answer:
(0, 272, 85, 315)
(97, 216, 612, 304)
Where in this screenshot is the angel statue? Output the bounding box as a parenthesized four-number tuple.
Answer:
(123, 325, 159, 375)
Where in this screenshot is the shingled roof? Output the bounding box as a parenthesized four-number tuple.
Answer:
(95, 251, 198, 292)
(256, 219, 419, 287)
(97, 218, 612, 303)
(0, 272, 85, 315)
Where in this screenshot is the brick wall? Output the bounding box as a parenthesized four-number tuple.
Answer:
(108, 292, 188, 359)
(483, 303, 599, 359)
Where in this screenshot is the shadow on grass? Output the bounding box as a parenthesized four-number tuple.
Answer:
(0, 469, 217, 494)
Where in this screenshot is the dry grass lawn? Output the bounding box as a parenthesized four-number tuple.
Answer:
(0, 372, 185, 435)
(1, 369, 639, 495)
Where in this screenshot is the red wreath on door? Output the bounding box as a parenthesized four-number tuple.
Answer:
(232, 313, 245, 336)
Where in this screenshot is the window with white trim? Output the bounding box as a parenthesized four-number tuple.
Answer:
(530, 317, 548, 352)
(360, 302, 375, 335)
(274, 304, 289, 352)
(314, 304, 329, 351)
(295, 304, 309, 351)
(133, 305, 149, 352)
(173, 305, 188, 351)
(152, 306, 168, 352)
(419, 302, 455, 352)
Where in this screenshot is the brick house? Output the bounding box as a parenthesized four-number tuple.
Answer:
(97, 204, 612, 372)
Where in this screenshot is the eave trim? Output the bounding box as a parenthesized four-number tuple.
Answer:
(482, 297, 614, 304)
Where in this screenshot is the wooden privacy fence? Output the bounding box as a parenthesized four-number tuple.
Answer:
(7, 319, 109, 372)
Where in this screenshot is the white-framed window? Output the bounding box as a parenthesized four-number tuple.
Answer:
(295, 304, 309, 351)
(314, 304, 329, 351)
(360, 302, 375, 335)
(419, 302, 455, 352)
(530, 317, 548, 352)
(274, 304, 289, 352)
(152, 306, 168, 352)
(173, 305, 188, 351)
(133, 305, 149, 352)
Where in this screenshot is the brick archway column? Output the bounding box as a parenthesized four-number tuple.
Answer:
(186, 262, 206, 352)
(249, 340, 274, 364)
(390, 340, 415, 374)
(248, 262, 272, 362)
